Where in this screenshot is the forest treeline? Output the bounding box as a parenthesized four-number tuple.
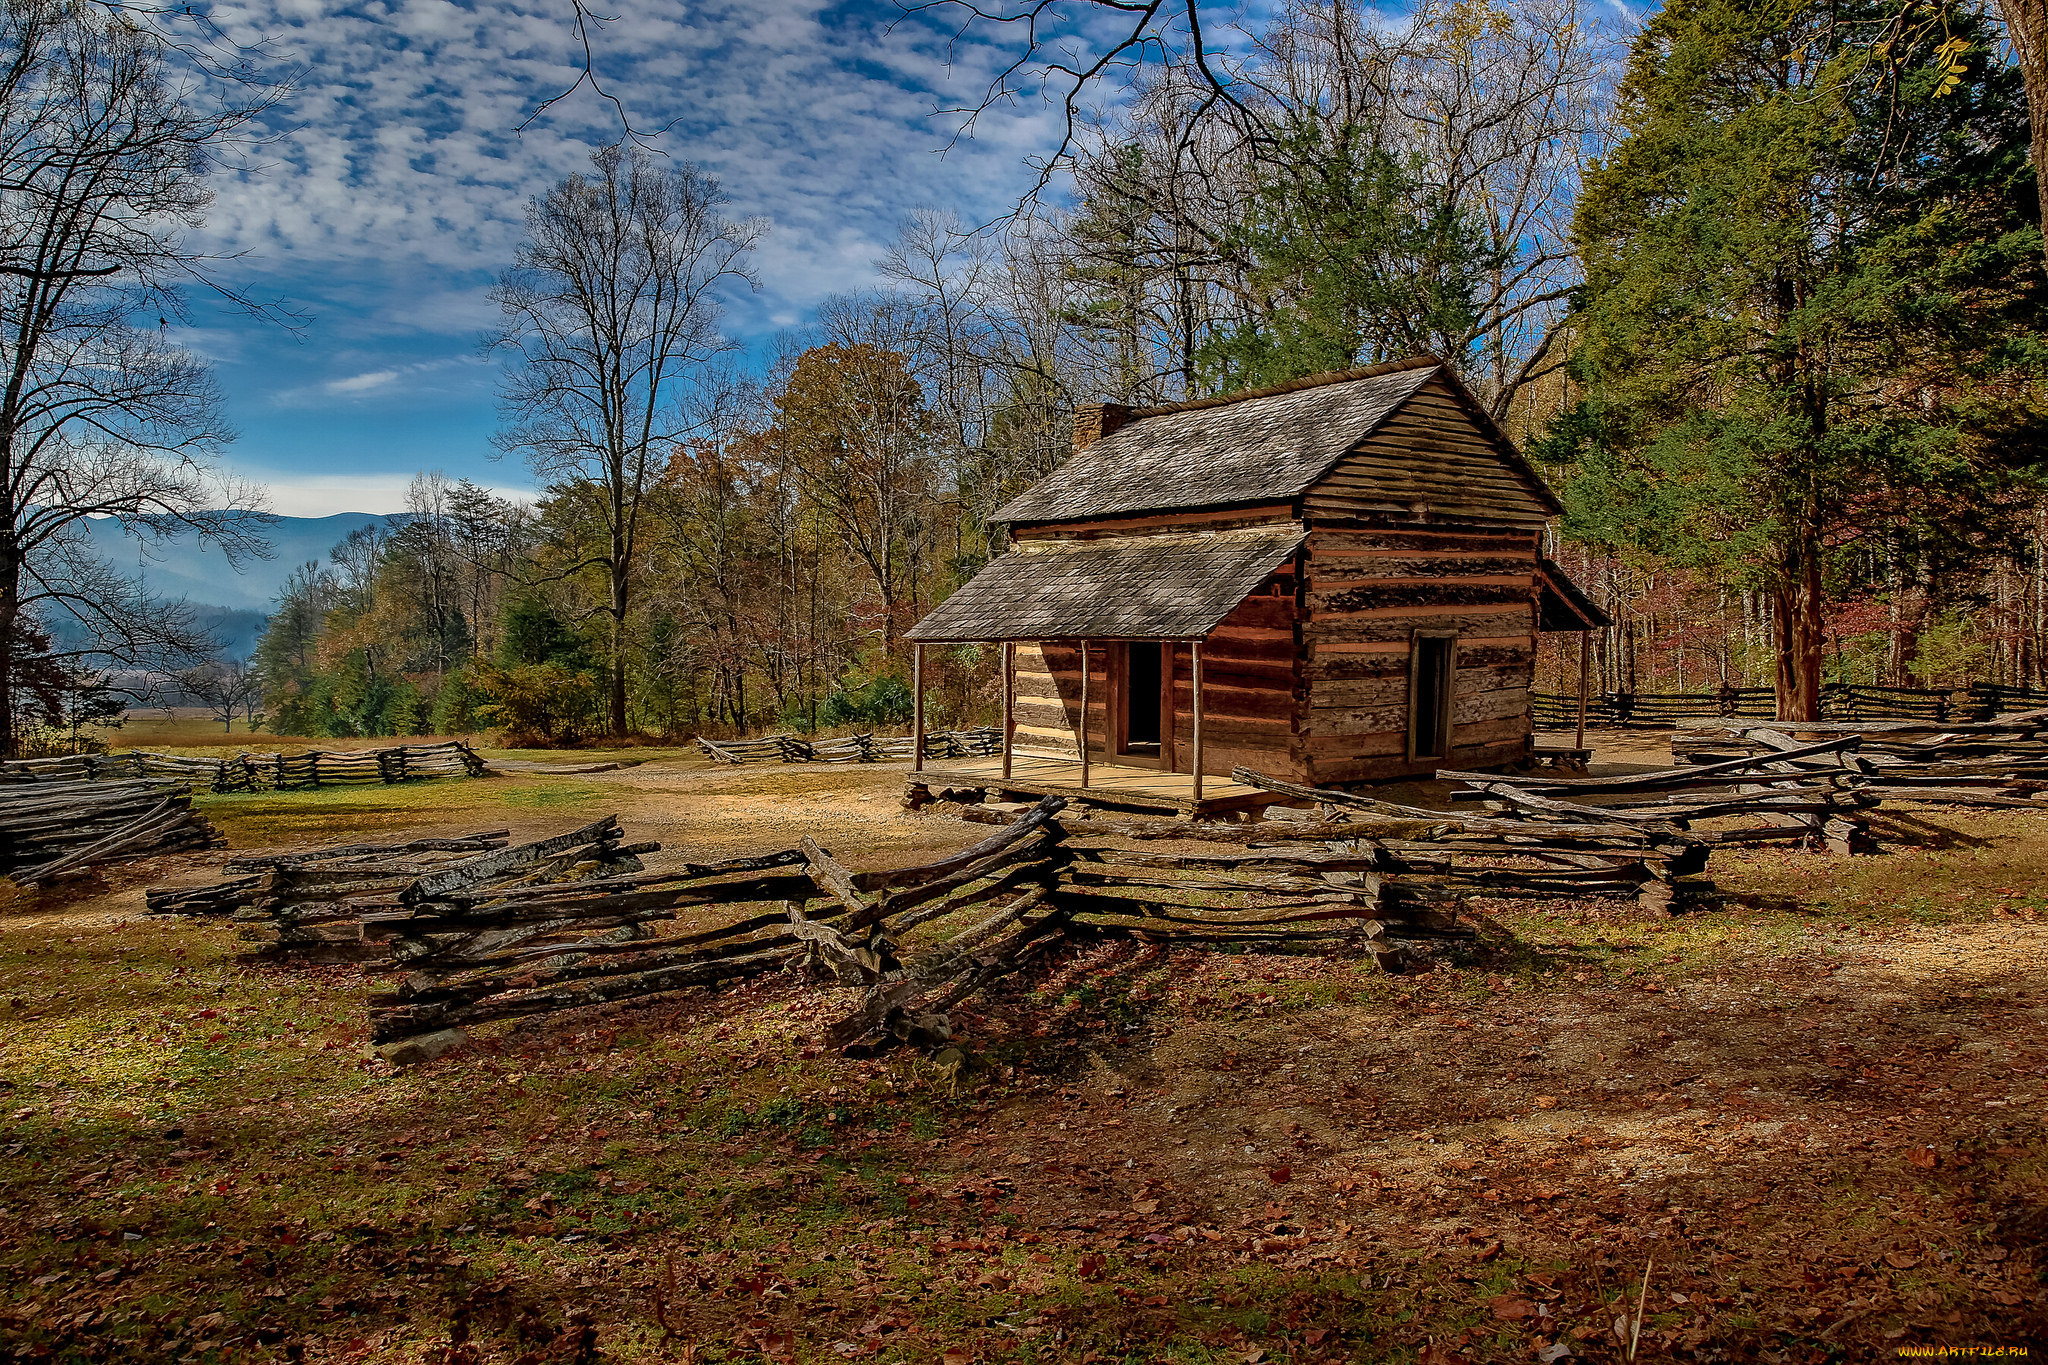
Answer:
(22, 0, 2038, 747)
(244, 0, 2048, 741)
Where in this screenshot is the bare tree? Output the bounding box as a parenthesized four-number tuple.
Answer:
(173, 656, 260, 732)
(909, 0, 1615, 414)
(0, 4, 281, 754)
(489, 145, 764, 736)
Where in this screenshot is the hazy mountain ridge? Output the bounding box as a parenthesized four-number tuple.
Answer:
(48, 511, 402, 663)
(80, 511, 404, 613)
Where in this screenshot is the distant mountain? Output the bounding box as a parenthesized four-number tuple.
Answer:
(48, 510, 402, 663)
(80, 510, 403, 612)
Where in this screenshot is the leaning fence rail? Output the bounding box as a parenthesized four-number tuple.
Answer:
(1534, 683, 2048, 729)
(0, 741, 488, 793)
(697, 727, 1003, 765)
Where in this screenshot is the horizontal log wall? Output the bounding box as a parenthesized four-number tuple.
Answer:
(1300, 378, 1556, 526)
(1299, 522, 1541, 784)
(1010, 569, 1302, 778)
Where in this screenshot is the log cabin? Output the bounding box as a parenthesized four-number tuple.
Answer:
(903, 355, 1608, 807)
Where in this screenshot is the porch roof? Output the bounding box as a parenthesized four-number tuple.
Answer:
(905, 525, 1306, 643)
(1538, 557, 1612, 631)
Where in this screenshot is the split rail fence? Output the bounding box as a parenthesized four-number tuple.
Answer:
(1532, 683, 2048, 729)
(1, 780, 223, 887)
(2, 741, 488, 793)
(156, 793, 1523, 1059)
(150, 706, 2048, 1060)
(697, 728, 1002, 766)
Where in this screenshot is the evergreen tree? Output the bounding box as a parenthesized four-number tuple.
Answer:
(1197, 121, 1500, 393)
(1544, 0, 2048, 719)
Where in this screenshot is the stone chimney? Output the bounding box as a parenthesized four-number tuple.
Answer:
(1072, 402, 1133, 452)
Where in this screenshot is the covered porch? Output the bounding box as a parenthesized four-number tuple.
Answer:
(1538, 555, 1616, 763)
(902, 527, 1309, 817)
(905, 751, 1283, 819)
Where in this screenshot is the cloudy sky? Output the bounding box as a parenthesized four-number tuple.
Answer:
(185, 0, 1085, 516)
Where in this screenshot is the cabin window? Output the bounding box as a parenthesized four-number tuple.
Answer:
(1408, 632, 1456, 762)
(1120, 642, 1164, 755)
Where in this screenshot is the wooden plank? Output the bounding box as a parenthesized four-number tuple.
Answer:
(1449, 715, 1533, 747)
(1308, 580, 1535, 614)
(1306, 737, 1527, 785)
(1310, 675, 1412, 709)
(1300, 729, 1411, 757)
(1303, 652, 1412, 683)
(1009, 506, 1296, 539)
(1307, 610, 1533, 644)
(1310, 530, 1539, 554)
(1454, 643, 1535, 670)
(1220, 597, 1294, 630)
(1198, 632, 1299, 664)
(1012, 725, 1080, 756)
(403, 817, 620, 904)
(1168, 657, 1295, 687)
(1454, 688, 1531, 726)
(1013, 700, 1105, 731)
(1309, 555, 1536, 582)
(1305, 505, 1549, 530)
(1456, 663, 1535, 694)
(1315, 469, 1538, 503)
(1303, 704, 1410, 733)
(853, 798, 1064, 892)
(1166, 712, 1292, 742)
(1164, 680, 1294, 716)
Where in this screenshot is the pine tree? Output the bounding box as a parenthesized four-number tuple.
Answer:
(1545, 0, 2048, 719)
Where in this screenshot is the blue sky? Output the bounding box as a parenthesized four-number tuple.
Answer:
(183, 0, 1082, 515)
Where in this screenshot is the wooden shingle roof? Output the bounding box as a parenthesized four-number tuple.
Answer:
(1539, 558, 1613, 631)
(993, 356, 1561, 526)
(904, 527, 1306, 642)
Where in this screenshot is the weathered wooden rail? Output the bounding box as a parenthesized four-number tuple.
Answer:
(155, 794, 1506, 1061)
(2, 741, 488, 793)
(0, 780, 224, 887)
(1671, 712, 2048, 810)
(1530, 683, 2032, 729)
(697, 728, 1002, 765)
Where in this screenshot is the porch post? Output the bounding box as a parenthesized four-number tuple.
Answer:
(912, 643, 926, 773)
(1002, 640, 1014, 781)
(1191, 637, 1205, 804)
(1575, 631, 1591, 752)
(1078, 639, 1091, 789)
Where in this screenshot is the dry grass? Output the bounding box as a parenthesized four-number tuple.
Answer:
(0, 748, 2042, 1363)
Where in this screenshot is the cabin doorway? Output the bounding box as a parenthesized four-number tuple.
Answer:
(1118, 642, 1165, 759)
(1408, 632, 1456, 762)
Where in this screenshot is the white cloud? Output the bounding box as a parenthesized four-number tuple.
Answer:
(326, 368, 400, 395)
(239, 470, 534, 519)
(197, 0, 1064, 311)
(267, 353, 492, 408)
(177, 0, 1083, 492)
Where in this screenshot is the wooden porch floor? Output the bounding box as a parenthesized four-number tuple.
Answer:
(907, 751, 1281, 817)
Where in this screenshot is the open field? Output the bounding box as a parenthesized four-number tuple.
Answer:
(0, 736, 2043, 1363)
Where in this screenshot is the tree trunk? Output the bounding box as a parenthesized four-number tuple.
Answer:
(609, 477, 631, 739)
(2000, 0, 2048, 271)
(1773, 542, 1825, 722)
(608, 596, 628, 738)
(0, 541, 17, 760)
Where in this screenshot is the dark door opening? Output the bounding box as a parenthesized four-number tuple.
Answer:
(1123, 642, 1162, 754)
(1408, 634, 1455, 762)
